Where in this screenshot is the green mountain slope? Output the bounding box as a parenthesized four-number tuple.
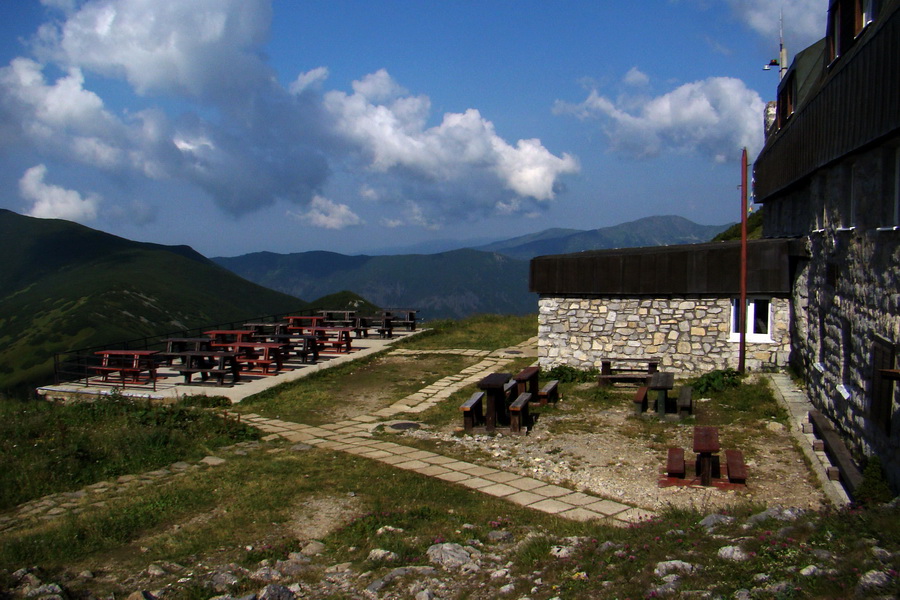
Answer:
(0, 210, 305, 391)
(214, 249, 534, 321)
(477, 215, 732, 259)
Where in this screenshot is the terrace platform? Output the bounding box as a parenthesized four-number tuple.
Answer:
(37, 328, 422, 405)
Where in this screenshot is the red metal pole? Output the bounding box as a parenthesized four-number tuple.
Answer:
(738, 147, 748, 373)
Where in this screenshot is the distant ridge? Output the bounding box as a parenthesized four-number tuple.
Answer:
(474, 216, 731, 260)
(214, 248, 533, 322)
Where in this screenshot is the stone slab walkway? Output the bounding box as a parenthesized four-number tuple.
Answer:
(8, 339, 846, 534)
(234, 337, 655, 525)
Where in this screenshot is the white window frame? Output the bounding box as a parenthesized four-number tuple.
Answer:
(730, 297, 774, 343)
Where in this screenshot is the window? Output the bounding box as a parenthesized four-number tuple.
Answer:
(776, 72, 796, 129)
(730, 297, 774, 343)
(855, 0, 875, 36)
(828, 0, 873, 63)
(827, 1, 843, 62)
(871, 335, 895, 436)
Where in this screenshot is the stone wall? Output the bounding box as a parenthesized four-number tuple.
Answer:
(789, 230, 900, 492)
(766, 140, 900, 492)
(537, 296, 791, 374)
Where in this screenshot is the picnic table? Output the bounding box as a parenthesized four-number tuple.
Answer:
(383, 309, 417, 331)
(285, 315, 324, 331)
(598, 357, 659, 387)
(319, 310, 356, 327)
(649, 371, 675, 416)
(478, 372, 513, 431)
(693, 426, 720, 486)
(308, 326, 353, 353)
(514, 366, 540, 398)
(230, 341, 286, 374)
(161, 337, 211, 364)
(91, 349, 159, 389)
(260, 333, 319, 364)
(244, 321, 289, 337)
(204, 329, 256, 347)
(168, 350, 241, 385)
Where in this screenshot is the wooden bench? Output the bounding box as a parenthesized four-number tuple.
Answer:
(509, 393, 532, 435)
(460, 392, 486, 431)
(725, 449, 747, 484)
(598, 357, 659, 387)
(537, 380, 559, 405)
(235, 357, 276, 374)
(677, 386, 693, 417)
(808, 409, 864, 496)
(633, 386, 649, 415)
(90, 365, 124, 380)
(171, 365, 232, 385)
(667, 447, 686, 478)
(514, 366, 540, 397)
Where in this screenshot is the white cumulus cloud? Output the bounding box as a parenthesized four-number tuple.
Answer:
(727, 0, 827, 51)
(34, 0, 274, 103)
(20, 164, 100, 221)
(294, 195, 362, 229)
(325, 69, 579, 203)
(3, 0, 579, 229)
(555, 75, 765, 163)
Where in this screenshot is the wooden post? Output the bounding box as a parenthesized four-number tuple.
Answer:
(739, 147, 748, 374)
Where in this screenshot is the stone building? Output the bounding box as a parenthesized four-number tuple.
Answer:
(754, 0, 900, 490)
(531, 0, 900, 492)
(531, 239, 801, 374)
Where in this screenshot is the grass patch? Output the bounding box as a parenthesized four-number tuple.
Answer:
(236, 352, 479, 424)
(398, 314, 537, 351)
(0, 394, 259, 510)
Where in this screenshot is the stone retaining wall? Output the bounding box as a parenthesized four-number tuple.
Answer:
(537, 296, 791, 374)
(790, 228, 900, 491)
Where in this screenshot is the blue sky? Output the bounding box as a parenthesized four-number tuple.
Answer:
(0, 0, 826, 257)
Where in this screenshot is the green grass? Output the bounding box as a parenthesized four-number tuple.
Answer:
(2, 316, 898, 599)
(0, 393, 259, 510)
(397, 313, 537, 350)
(236, 352, 481, 424)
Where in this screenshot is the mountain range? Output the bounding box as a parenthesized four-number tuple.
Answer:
(213, 215, 731, 318)
(0, 210, 730, 391)
(0, 209, 303, 391)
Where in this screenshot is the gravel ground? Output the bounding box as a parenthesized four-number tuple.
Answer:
(405, 385, 828, 513)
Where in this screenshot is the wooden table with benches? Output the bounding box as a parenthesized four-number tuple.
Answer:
(598, 357, 659, 387)
(91, 350, 159, 389)
(167, 350, 241, 385)
(693, 426, 720, 486)
(161, 337, 211, 365)
(477, 372, 514, 432)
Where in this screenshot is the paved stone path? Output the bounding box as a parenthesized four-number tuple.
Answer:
(5, 337, 655, 532)
(8, 339, 842, 535)
(236, 337, 654, 525)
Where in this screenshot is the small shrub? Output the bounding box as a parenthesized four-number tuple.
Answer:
(177, 395, 231, 408)
(544, 365, 599, 384)
(855, 456, 894, 506)
(693, 368, 742, 395)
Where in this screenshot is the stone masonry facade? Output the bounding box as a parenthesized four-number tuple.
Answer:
(537, 296, 791, 374)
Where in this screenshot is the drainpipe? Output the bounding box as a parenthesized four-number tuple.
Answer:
(739, 147, 748, 373)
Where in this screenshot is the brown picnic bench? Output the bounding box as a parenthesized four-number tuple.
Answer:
(665, 426, 747, 486)
(598, 357, 659, 387)
(461, 367, 559, 435)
